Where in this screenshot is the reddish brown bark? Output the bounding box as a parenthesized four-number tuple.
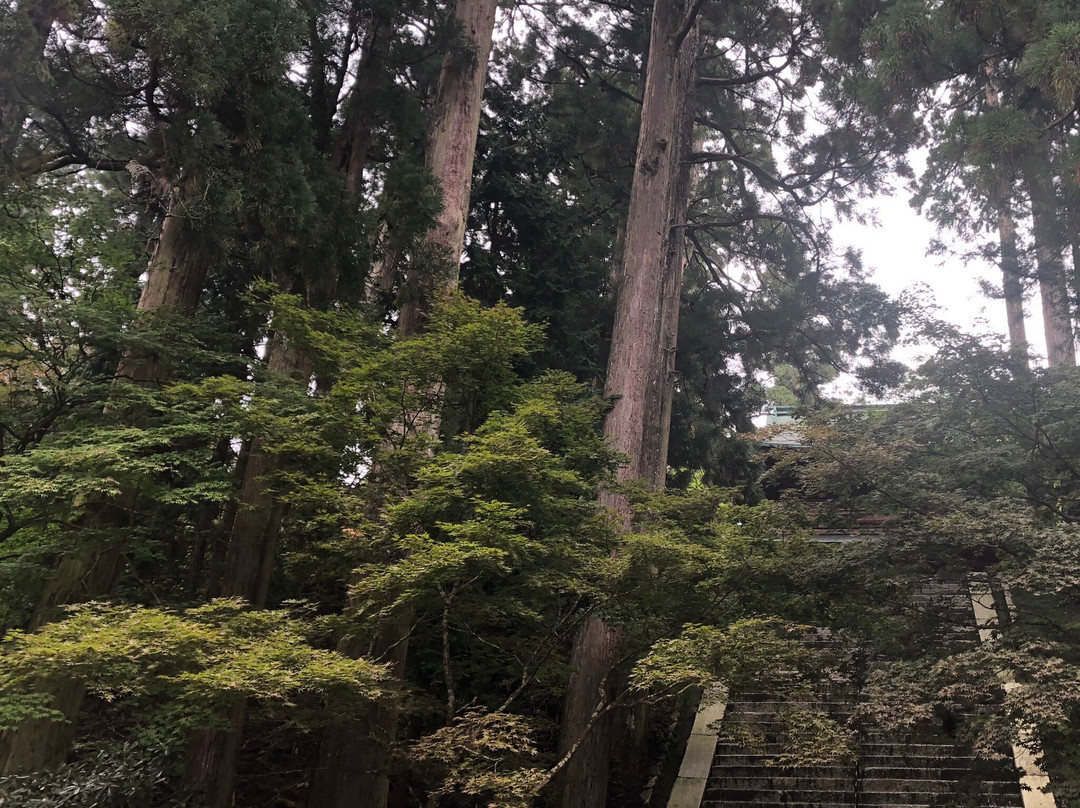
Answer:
(998, 212, 1028, 357)
(421, 1, 496, 260)
(556, 616, 623, 807)
(597, 0, 699, 520)
(981, 72, 1028, 363)
(642, 129, 699, 490)
(117, 193, 212, 383)
(1025, 161, 1075, 367)
(557, 3, 700, 806)
(397, 0, 498, 336)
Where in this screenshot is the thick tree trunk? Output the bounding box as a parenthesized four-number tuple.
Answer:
(423, 0, 497, 266)
(306, 632, 409, 808)
(597, 0, 699, 519)
(556, 616, 623, 808)
(1025, 161, 1075, 367)
(557, 4, 700, 807)
(32, 188, 209, 623)
(306, 4, 498, 807)
(397, 0, 497, 336)
(998, 212, 1028, 357)
(981, 67, 1029, 364)
(117, 193, 212, 383)
(0, 185, 208, 775)
(222, 334, 313, 605)
(0, 680, 85, 776)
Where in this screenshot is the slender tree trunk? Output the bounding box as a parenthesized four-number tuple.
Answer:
(1072, 234, 1080, 314)
(557, 3, 700, 806)
(307, 4, 498, 807)
(642, 130, 699, 490)
(1025, 159, 1075, 367)
(0, 183, 209, 775)
(182, 331, 313, 807)
(334, 12, 390, 196)
(998, 211, 1028, 357)
(981, 70, 1028, 362)
(1067, 193, 1080, 327)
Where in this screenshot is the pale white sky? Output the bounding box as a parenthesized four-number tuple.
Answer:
(831, 184, 1047, 369)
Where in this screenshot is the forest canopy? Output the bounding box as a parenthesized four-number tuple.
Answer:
(1, 0, 1080, 806)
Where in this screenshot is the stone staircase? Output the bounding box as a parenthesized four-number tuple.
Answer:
(686, 580, 1028, 808)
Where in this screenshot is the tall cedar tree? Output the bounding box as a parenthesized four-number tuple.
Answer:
(306, 3, 498, 808)
(556, 1, 701, 805)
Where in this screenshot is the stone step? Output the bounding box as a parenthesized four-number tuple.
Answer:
(692, 581, 1026, 808)
(864, 804, 1022, 808)
(858, 745, 969, 755)
(712, 746, 978, 767)
(729, 701, 855, 711)
(859, 778, 1021, 795)
(859, 755, 980, 768)
(710, 755, 853, 769)
(703, 787, 856, 803)
(728, 708, 856, 717)
(861, 766, 999, 779)
(708, 775, 855, 790)
(701, 803, 1019, 808)
(859, 791, 1020, 806)
(724, 717, 856, 728)
(732, 692, 855, 704)
(863, 805, 1021, 808)
(700, 802, 855, 808)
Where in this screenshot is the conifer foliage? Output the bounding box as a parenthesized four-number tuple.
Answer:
(2, 0, 1077, 806)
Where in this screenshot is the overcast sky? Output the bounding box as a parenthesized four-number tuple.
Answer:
(831, 183, 1047, 369)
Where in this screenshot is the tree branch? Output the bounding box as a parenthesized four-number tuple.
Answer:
(673, 0, 708, 49)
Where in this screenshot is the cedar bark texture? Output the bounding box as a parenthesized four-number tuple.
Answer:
(597, 0, 698, 520)
(397, 0, 498, 336)
(998, 212, 1028, 356)
(1025, 160, 1075, 367)
(556, 2, 700, 806)
(305, 633, 409, 808)
(334, 13, 390, 196)
(981, 72, 1028, 362)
